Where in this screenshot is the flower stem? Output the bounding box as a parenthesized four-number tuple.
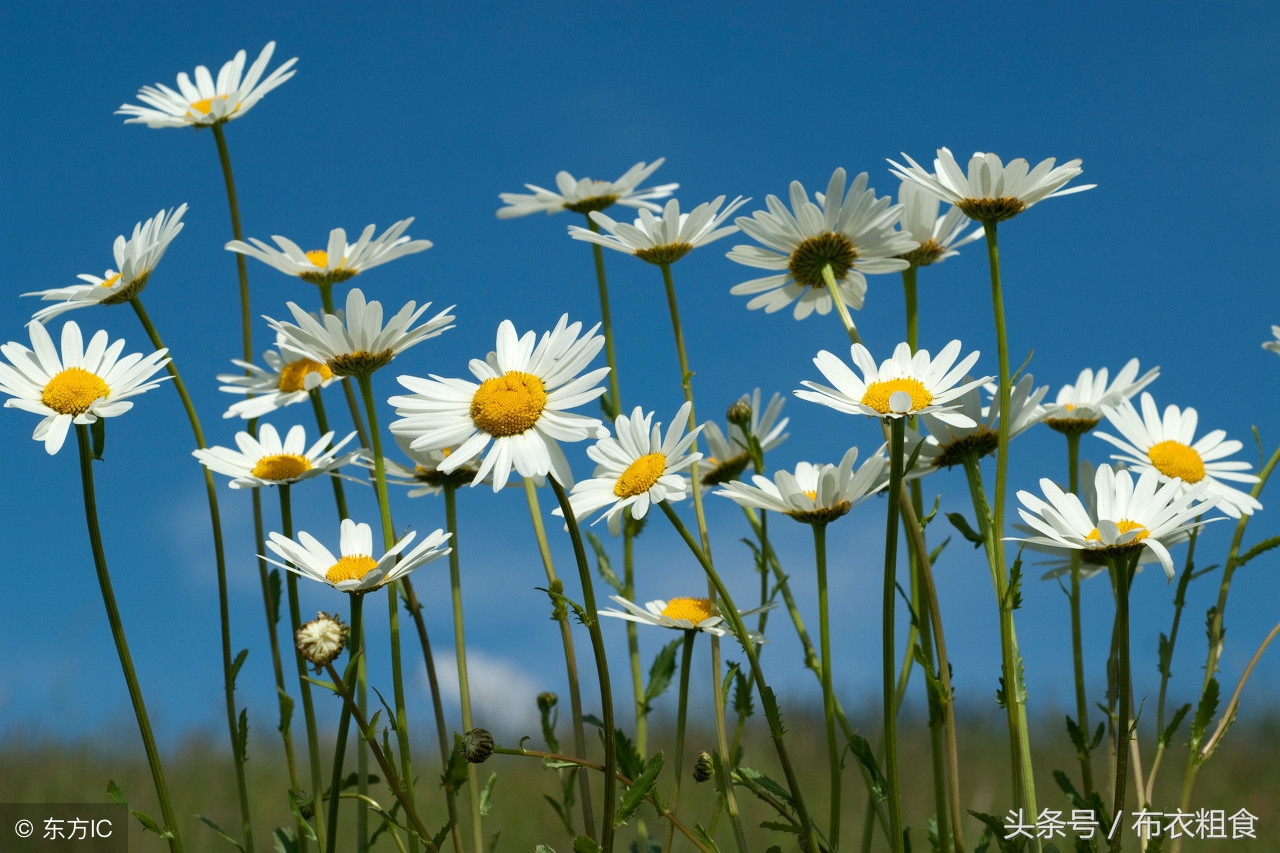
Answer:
(662, 631, 697, 853)
(310, 389, 352, 520)
(1108, 553, 1137, 853)
(586, 216, 622, 420)
(210, 123, 253, 364)
(522, 478, 595, 837)
(326, 593, 363, 853)
(1064, 432, 1095, 797)
(901, 266, 919, 352)
(75, 424, 183, 853)
(821, 262, 862, 346)
(882, 417, 907, 853)
(129, 296, 251, 852)
(810, 521, 845, 847)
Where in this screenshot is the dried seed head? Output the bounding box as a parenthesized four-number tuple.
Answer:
(295, 612, 348, 670)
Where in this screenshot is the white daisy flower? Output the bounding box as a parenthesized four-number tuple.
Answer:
(599, 595, 770, 641)
(356, 434, 483, 498)
(225, 218, 432, 288)
(888, 147, 1095, 224)
(726, 168, 916, 321)
(1094, 393, 1261, 518)
(266, 287, 455, 377)
(25, 206, 187, 324)
(567, 196, 749, 265)
(193, 423, 359, 489)
(389, 315, 609, 491)
(556, 402, 703, 536)
(1011, 464, 1217, 580)
(1042, 358, 1159, 435)
(117, 41, 297, 128)
(795, 340, 989, 426)
(0, 320, 170, 455)
(497, 159, 678, 218)
(701, 389, 789, 486)
(916, 374, 1048, 470)
(895, 180, 983, 267)
(264, 518, 451, 595)
(715, 446, 886, 525)
(216, 337, 338, 420)
(1263, 326, 1280, 357)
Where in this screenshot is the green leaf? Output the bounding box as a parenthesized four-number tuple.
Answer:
(585, 531, 624, 594)
(732, 666, 753, 719)
(479, 772, 498, 816)
(441, 736, 469, 790)
(269, 569, 283, 627)
(1189, 677, 1219, 751)
(276, 688, 295, 735)
(272, 827, 298, 853)
(928, 535, 951, 566)
(945, 512, 984, 548)
(542, 795, 575, 835)
(615, 751, 664, 827)
(641, 638, 681, 714)
(432, 820, 456, 851)
(845, 734, 887, 801)
(197, 815, 246, 851)
(1236, 535, 1280, 570)
(573, 835, 602, 853)
(286, 797, 317, 840)
(539, 585, 591, 627)
(759, 685, 786, 736)
(736, 765, 794, 808)
(610, 727, 643, 781)
(535, 846, 558, 853)
(693, 824, 723, 853)
(236, 708, 250, 763)
(487, 831, 502, 853)
(1005, 556, 1023, 611)
(230, 648, 249, 685)
(1160, 703, 1192, 747)
(1065, 715, 1087, 757)
(91, 418, 106, 460)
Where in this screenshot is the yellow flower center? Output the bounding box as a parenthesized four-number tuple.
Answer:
(42, 367, 110, 415)
(861, 378, 932, 414)
(802, 489, 818, 500)
(1147, 440, 1206, 483)
(251, 454, 313, 481)
(660, 597, 714, 623)
(189, 94, 231, 115)
(788, 232, 857, 288)
(614, 453, 667, 498)
(306, 250, 330, 267)
(325, 555, 380, 584)
(1086, 519, 1149, 542)
(99, 273, 122, 289)
(470, 371, 547, 437)
(277, 358, 333, 393)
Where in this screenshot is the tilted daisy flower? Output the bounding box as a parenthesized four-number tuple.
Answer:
(193, 423, 359, 489)
(266, 287, 455, 377)
(1042, 358, 1159, 436)
(1095, 393, 1261, 518)
(25, 206, 187, 324)
(701, 389, 789, 486)
(497, 159, 678, 218)
(117, 41, 297, 128)
(265, 518, 451, 594)
(888, 147, 1095, 224)
(356, 434, 482, 498)
(567, 196, 749, 265)
(0, 320, 169, 454)
(390, 315, 610, 491)
(556, 402, 703, 536)
(917, 374, 1048, 470)
(795, 340, 989, 426)
(1263, 326, 1280, 357)
(216, 336, 338, 420)
(715, 446, 886, 525)
(726, 168, 916, 321)
(895, 180, 983, 267)
(1011, 464, 1216, 580)
(600, 595, 770, 641)
(225, 218, 432, 288)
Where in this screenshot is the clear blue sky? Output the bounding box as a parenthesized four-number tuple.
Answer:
(3, 0, 1278, 755)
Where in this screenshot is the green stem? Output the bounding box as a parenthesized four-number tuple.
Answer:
(319, 283, 372, 450)
(660, 502, 819, 853)
(1064, 432, 1095, 797)
(445, 484, 485, 853)
(882, 418, 907, 853)
(549, 480, 618, 851)
(1145, 526, 1199, 805)
(663, 631, 697, 853)
(75, 425, 183, 852)
(523, 478, 595, 837)
(1108, 554, 1136, 853)
(812, 522, 842, 847)
(129, 296, 250, 852)
(585, 217, 622, 420)
(901, 266, 919, 352)
(309, 389, 351, 520)
(326, 593, 363, 853)
(210, 123, 253, 365)
(820, 262, 862, 346)
(279, 485, 328, 852)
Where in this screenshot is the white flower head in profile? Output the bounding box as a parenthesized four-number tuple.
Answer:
(497, 159, 678, 218)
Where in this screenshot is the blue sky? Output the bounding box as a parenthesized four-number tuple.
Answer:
(3, 0, 1278, 766)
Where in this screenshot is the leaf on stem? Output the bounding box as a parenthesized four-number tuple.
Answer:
(269, 569, 283, 627)
(1236, 535, 1280, 571)
(614, 751, 664, 827)
(1160, 703, 1192, 747)
(479, 772, 498, 816)
(845, 734, 887, 801)
(107, 780, 175, 839)
(197, 815, 247, 851)
(585, 531, 624, 594)
(641, 638, 681, 715)
(1189, 678, 1220, 754)
(945, 512, 984, 548)
(276, 688, 294, 735)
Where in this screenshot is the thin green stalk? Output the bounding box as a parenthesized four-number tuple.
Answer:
(522, 478, 595, 837)
(279, 485, 328, 853)
(1108, 554, 1137, 853)
(820, 263, 861, 346)
(811, 522, 842, 847)
(355, 371, 419, 853)
(326, 593, 364, 853)
(660, 502, 819, 853)
(901, 266, 919, 352)
(309, 389, 352, 520)
(75, 425, 183, 853)
(210, 123, 253, 365)
(444, 484, 485, 853)
(881, 418, 907, 853)
(1064, 432, 1095, 796)
(549, 480, 618, 852)
(129, 296, 251, 852)
(585, 217, 622, 420)
(662, 632, 697, 853)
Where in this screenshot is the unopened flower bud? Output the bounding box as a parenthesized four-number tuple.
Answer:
(692, 751, 714, 782)
(726, 399, 752, 429)
(295, 612, 347, 671)
(537, 692, 558, 713)
(463, 728, 495, 764)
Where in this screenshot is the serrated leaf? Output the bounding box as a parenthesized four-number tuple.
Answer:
(236, 708, 250, 762)
(276, 688, 294, 735)
(269, 569, 283, 627)
(442, 736, 469, 789)
(584, 531, 624, 594)
(928, 535, 951, 566)
(535, 846, 558, 853)
(759, 685, 786, 736)
(641, 638, 681, 714)
(1052, 769, 1087, 810)
(573, 835, 602, 853)
(198, 815, 246, 851)
(945, 512, 984, 547)
(1236, 535, 1280, 570)
(736, 765, 794, 808)
(1005, 557, 1023, 611)
(846, 734, 887, 801)
(732, 667, 753, 719)
(611, 727, 643, 781)
(1189, 678, 1220, 751)
(539, 585, 591, 627)
(286, 797, 317, 840)
(432, 820, 455, 850)
(479, 772, 497, 816)
(760, 821, 799, 834)
(615, 751, 664, 827)
(1157, 632, 1172, 678)
(1065, 715, 1087, 757)
(693, 824, 722, 853)
(230, 648, 249, 684)
(1161, 703, 1192, 747)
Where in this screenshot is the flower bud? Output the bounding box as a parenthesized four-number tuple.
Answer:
(295, 611, 348, 671)
(463, 728, 495, 764)
(692, 751, 714, 782)
(537, 692, 558, 713)
(726, 399, 752, 429)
